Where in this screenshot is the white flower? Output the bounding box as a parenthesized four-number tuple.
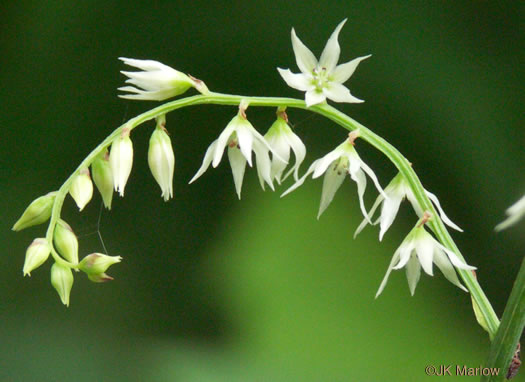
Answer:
(354, 173, 463, 240)
(109, 129, 134, 197)
(148, 116, 175, 201)
(189, 107, 278, 199)
(277, 19, 371, 107)
(282, 135, 385, 219)
(118, 57, 195, 101)
(264, 110, 306, 183)
(376, 224, 476, 297)
(496, 194, 525, 231)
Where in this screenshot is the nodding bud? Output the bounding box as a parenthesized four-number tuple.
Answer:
(12, 192, 56, 231)
(69, 168, 93, 211)
(53, 220, 79, 266)
(78, 253, 122, 283)
(148, 115, 175, 201)
(92, 149, 114, 209)
(110, 129, 134, 197)
(50, 263, 74, 307)
(23, 238, 51, 276)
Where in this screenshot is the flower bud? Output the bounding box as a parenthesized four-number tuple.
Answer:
(53, 219, 79, 265)
(110, 129, 133, 197)
(12, 192, 56, 231)
(23, 238, 51, 276)
(78, 253, 122, 283)
(69, 168, 93, 211)
(91, 149, 114, 210)
(50, 263, 74, 306)
(148, 115, 175, 201)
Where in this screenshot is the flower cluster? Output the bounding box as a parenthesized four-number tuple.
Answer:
(12, 20, 476, 306)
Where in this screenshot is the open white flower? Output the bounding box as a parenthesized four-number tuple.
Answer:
(282, 134, 385, 219)
(264, 110, 306, 183)
(118, 57, 195, 101)
(189, 105, 278, 199)
(496, 194, 525, 231)
(277, 19, 371, 107)
(376, 222, 475, 297)
(354, 173, 463, 240)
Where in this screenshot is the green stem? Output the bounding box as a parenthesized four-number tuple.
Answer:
(481, 257, 525, 381)
(45, 92, 499, 336)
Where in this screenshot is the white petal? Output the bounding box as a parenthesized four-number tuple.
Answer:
(354, 194, 384, 238)
(277, 68, 313, 92)
(281, 160, 319, 197)
(119, 57, 170, 72)
(359, 159, 387, 198)
(415, 236, 435, 276)
(318, 161, 347, 218)
(379, 194, 403, 241)
(350, 168, 372, 224)
(282, 129, 307, 181)
(496, 195, 525, 230)
(266, 134, 290, 184)
(189, 140, 218, 184)
(405, 257, 421, 296)
(426, 190, 463, 232)
(305, 89, 327, 107)
(312, 147, 345, 178)
(318, 19, 347, 73)
(253, 139, 274, 191)
(323, 82, 364, 104)
(212, 123, 236, 167)
(228, 147, 247, 199)
(433, 250, 468, 292)
(291, 28, 318, 73)
(437, 243, 476, 271)
(406, 188, 425, 218)
(236, 124, 254, 167)
(375, 249, 401, 298)
(332, 55, 371, 83)
(393, 241, 414, 270)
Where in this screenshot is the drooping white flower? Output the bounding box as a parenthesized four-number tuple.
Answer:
(118, 57, 195, 101)
(264, 109, 306, 183)
(354, 173, 463, 240)
(148, 115, 175, 201)
(109, 128, 134, 197)
(496, 194, 525, 231)
(282, 134, 385, 219)
(376, 221, 475, 297)
(277, 19, 371, 107)
(189, 103, 278, 199)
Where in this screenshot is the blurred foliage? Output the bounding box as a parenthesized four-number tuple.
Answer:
(1, 1, 523, 381)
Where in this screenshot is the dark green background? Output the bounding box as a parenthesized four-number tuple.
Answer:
(1, 1, 523, 381)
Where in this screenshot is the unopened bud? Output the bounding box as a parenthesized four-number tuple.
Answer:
(23, 238, 51, 276)
(78, 253, 122, 283)
(53, 220, 79, 265)
(92, 149, 114, 209)
(12, 192, 56, 231)
(50, 263, 74, 306)
(69, 168, 93, 211)
(110, 129, 133, 197)
(148, 116, 175, 201)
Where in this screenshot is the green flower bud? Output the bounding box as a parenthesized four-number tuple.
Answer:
(23, 238, 51, 276)
(50, 263, 74, 306)
(79, 253, 122, 283)
(12, 192, 56, 231)
(148, 115, 175, 201)
(53, 219, 79, 265)
(91, 149, 114, 210)
(69, 168, 93, 211)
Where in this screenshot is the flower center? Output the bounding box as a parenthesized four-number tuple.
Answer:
(312, 66, 330, 90)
